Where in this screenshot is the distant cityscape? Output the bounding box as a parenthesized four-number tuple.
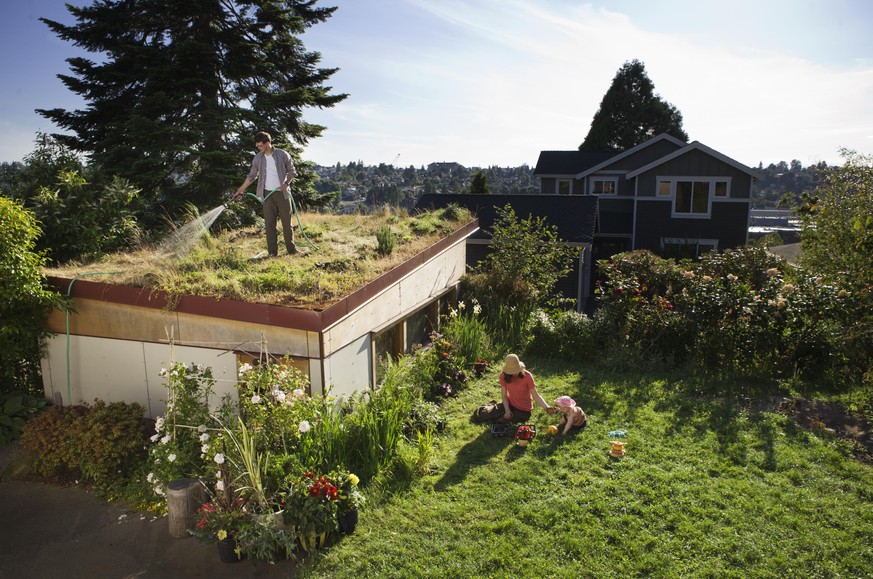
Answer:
(310, 158, 829, 214)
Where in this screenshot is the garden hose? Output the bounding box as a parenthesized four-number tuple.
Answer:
(242, 188, 318, 250)
(65, 271, 123, 405)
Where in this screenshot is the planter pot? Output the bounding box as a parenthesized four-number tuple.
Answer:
(298, 531, 327, 552)
(338, 509, 359, 534)
(217, 536, 243, 563)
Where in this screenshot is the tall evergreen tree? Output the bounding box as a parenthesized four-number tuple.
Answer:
(469, 170, 492, 194)
(38, 0, 347, 213)
(580, 59, 688, 151)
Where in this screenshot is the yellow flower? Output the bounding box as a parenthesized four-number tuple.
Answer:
(348, 474, 360, 486)
(217, 529, 228, 541)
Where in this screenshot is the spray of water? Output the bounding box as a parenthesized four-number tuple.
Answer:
(159, 204, 227, 256)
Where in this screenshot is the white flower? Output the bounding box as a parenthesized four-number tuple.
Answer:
(197, 424, 207, 433)
(146, 473, 155, 483)
(472, 303, 482, 315)
(216, 471, 222, 479)
(457, 300, 465, 310)
(238, 363, 253, 377)
(159, 367, 168, 377)
(214, 453, 225, 465)
(167, 453, 177, 463)
(199, 433, 209, 442)
(154, 486, 165, 496)
(298, 420, 311, 433)
(292, 389, 305, 398)
(216, 480, 225, 491)
(449, 308, 458, 318)
(251, 394, 261, 404)
(727, 274, 738, 283)
(201, 444, 210, 453)
(272, 387, 286, 402)
(154, 416, 165, 432)
(160, 435, 171, 445)
(149, 434, 160, 443)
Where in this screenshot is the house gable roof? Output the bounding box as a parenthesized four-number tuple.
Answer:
(625, 140, 763, 179)
(575, 133, 687, 179)
(533, 150, 617, 177)
(416, 193, 598, 244)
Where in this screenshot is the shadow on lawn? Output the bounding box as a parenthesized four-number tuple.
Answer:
(433, 428, 512, 491)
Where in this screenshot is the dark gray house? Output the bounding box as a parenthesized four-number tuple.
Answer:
(418, 133, 760, 311)
(536, 133, 759, 260)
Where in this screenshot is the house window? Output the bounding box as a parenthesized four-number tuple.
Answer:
(557, 179, 571, 195)
(590, 177, 617, 195)
(658, 181, 672, 197)
(657, 178, 730, 218)
(374, 322, 403, 385)
(662, 238, 718, 260)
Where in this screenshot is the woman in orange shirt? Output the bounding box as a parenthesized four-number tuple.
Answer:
(496, 354, 554, 423)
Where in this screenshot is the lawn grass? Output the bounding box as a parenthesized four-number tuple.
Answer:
(303, 357, 873, 577)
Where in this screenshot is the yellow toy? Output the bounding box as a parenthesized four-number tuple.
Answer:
(546, 425, 559, 436)
(609, 441, 626, 457)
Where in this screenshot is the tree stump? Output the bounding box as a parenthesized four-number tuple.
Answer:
(167, 478, 205, 538)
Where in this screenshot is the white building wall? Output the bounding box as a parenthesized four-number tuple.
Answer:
(323, 334, 372, 399)
(41, 334, 238, 418)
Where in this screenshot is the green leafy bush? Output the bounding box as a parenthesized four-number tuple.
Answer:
(0, 392, 48, 446)
(596, 247, 852, 382)
(528, 309, 599, 362)
(0, 196, 62, 394)
(20, 400, 146, 486)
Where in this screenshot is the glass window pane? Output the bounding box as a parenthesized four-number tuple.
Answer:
(658, 181, 671, 196)
(558, 180, 570, 195)
(675, 181, 692, 212)
(692, 181, 709, 213)
(714, 181, 727, 197)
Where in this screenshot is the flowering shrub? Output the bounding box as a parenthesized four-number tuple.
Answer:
(596, 247, 852, 379)
(442, 299, 488, 367)
(426, 331, 467, 399)
(147, 362, 218, 500)
(236, 359, 318, 458)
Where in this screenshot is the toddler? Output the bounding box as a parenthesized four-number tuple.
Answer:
(554, 395, 587, 436)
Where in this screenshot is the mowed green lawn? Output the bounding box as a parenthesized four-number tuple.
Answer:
(304, 358, 873, 578)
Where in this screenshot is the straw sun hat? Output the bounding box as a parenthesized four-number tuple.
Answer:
(502, 354, 526, 375)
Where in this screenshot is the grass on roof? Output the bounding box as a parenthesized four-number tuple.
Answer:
(45, 206, 473, 310)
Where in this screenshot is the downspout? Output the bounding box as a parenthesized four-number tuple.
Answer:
(64, 272, 123, 405)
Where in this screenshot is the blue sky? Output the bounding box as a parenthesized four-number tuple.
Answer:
(2, 0, 873, 169)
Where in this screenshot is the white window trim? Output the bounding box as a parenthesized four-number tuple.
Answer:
(657, 176, 732, 219)
(589, 176, 618, 196)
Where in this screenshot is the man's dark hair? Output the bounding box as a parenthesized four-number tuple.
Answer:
(255, 131, 271, 144)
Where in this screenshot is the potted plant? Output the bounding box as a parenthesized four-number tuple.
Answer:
(284, 471, 340, 551)
(334, 471, 365, 534)
(190, 496, 248, 562)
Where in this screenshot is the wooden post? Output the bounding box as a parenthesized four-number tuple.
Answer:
(166, 478, 205, 538)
